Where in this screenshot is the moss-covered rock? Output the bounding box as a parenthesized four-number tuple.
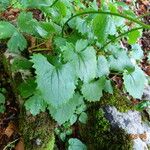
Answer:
(80, 90, 134, 150)
(19, 111, 55, 150)
(100, 88, 133, 112)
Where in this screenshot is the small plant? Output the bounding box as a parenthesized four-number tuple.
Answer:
(135, 100, 150, 111)
(0, 0, 150, 148)
(68, 138, 87, 150)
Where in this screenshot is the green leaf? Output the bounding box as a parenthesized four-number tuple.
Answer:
(109, 3, 125, 27)
(104, 80, 113, 94)
(75, 39, 88, 52)
(31, 54, 76, 107)
(73, 17, 89, 35)
(123, 10, 137, 18)
(18, 78, 37, 98)
(75, 103, 87, 115)
(107, 16, 116, 35)
(27, 0, 53, 8)
(39, 22, 55, 38)
(15, 0, 28, 7)
(92, 14, 106, 44)
(11, 57, 33, 72)
(55, 1, 67, 17)
(81, 77, 106, 102)
(35, 25, 48, 38)
(130, 44, 143, 60)
(66, 129, 73, 136)
(70, 114, 78, 125)
(108, 49, 134, 73)
(123, 66, 146, 99)
(0, 0, 11, 10)
(79, 112, 88, 124)
(128, 30, 141, 45)
(63, 41, 97, 82)
(93, 14, 111, 44)
(0, 21, 16, 39)
(75, 46, 97, 82)
(62, 42, 75, 61)
(18, 12, 52, 38)
(17, 12, 38, 35)
(0, 105, 5, 113)
(54, 128, 60, 135)
(60, 132, 66, 141)
(135, 101, 150, 110)
(0, 93, 6, 113)
(97, 55, 109, 77)
(54, 37, 66, 49)
(0, 88, 6, 94)
(7, 31, 27, 53)
(48, 93, 83, 125)
(68, 138, 87, 150)
(25, 91, 47, 116)
(0, 93, 5, 104)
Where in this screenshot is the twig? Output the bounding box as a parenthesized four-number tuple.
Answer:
(3, 139, 19, 150)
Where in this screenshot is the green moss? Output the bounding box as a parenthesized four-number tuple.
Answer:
(80, 107, 133, 150)
(80, 90, 133, 150)
(95, 108, 110, 133)
(19, 111, 55, 150)
(43, 134, 55, 150)
(100, 88, 133, 112)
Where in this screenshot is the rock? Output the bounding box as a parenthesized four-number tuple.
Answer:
(35, 138, 42, 146)
(142, 85, 150, 100)
(80, 105, 133, 150)
(142, 84, 150, 118)
(104, 106, 143, 134)
(80, 90, 150, 150)
(133, 138, 148, 150)
(104, 106, 150, 150)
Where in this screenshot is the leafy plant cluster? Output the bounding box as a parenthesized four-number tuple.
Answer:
(0, 0, 150, 148)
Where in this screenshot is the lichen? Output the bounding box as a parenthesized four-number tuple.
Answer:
(80, 90, 133, 150)
(19, 111, 55, 150)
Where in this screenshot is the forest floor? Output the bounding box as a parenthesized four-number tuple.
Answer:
(0, 0, 149, 150)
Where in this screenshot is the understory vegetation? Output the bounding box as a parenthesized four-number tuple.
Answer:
(0, 0, 150, 149)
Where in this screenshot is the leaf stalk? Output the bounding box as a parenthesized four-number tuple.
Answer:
(62, 11, 150, 37)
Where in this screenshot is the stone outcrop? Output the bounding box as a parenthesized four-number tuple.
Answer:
(80, 88, 150, 150)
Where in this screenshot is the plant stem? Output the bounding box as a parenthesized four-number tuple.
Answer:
(101, 27, 143, 50)
(3, 139, 19, 150)
(32, 48, 50, 52)
(50, 0, 59, 7)
(62, 11, 150, 37)
(138, 12, 150, 19)
(28, 41, 46, 50)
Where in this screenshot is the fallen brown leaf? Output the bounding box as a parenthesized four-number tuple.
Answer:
(15, 138, 24, 150)
(4, 122, 16, 138)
